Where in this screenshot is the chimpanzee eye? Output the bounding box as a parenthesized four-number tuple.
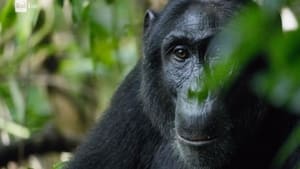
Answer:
(172, 46, 189, 61)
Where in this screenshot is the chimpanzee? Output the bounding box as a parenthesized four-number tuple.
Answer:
(66, 0, 300, 169)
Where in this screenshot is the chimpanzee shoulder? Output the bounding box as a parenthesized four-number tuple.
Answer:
(66, 63, 162, 169)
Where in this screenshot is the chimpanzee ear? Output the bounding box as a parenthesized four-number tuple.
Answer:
(144, 9, 157, 32)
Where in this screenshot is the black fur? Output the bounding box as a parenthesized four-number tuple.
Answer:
(66, 0, 300, 169)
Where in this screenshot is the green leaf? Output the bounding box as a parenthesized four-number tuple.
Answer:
(53, 161, 68, 169)
(57, 0, 64, 7)
(0, 0, 16, 29)
(272, 124, 300, 169)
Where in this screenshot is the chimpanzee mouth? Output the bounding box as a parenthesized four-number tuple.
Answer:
(176, 132, 217, 146)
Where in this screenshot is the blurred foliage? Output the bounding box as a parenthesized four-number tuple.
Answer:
(53, 161, 68, 169)
(190, 0, 300, 168)
(0, 0, 143, 168)
(0, 0, 142, 133)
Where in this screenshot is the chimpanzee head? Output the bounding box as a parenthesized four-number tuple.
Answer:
(140, 0, 265, 168)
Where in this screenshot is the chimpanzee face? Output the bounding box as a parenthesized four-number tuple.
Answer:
(142, 0, 263, 168)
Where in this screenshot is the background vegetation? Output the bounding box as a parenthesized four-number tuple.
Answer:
(0, 0, 299, 168)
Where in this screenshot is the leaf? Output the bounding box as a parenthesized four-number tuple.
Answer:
(105, 0, 115, 4)
(57, 0, 64, 7)
(0, 0, 16, 29)
(53, 161, 68, 169)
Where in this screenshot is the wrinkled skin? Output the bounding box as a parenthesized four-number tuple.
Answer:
(142, 1, 259, 168)
(66, 0, 300, 169)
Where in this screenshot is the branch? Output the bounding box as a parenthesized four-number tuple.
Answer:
(0, 124, 80, 167)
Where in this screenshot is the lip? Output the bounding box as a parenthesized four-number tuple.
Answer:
(176, 133, 217, 146)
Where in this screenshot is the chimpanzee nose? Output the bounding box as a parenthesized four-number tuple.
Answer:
(175, 96, 219, 145)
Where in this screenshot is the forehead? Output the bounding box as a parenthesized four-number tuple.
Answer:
(161, 1, 237, 32)
(175, 4, 221, 38)
(158, 0, 236, 39)
(176, 3, 227, 31)
(145, 1, 239, 51)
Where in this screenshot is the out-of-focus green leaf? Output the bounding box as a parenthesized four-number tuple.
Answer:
(58, 0, 64, 7)
(60, 57, 94, 75)
(0, 83, 15, 114)
(25, 86, 51, 133)
(15, 5, 40, 44)
(105, 0, 115, 4)
(0, 118, 30, 139)
(71, 0, 90, 23)
(272, 124, 300, 169)
(9, 78, 25, 123)
(191, 5, 273, 101)
(53, 161, 68, 169)
(91, 38, 116, 67)
(254, 30, 300, 113)
(0, 0, 16, 30)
